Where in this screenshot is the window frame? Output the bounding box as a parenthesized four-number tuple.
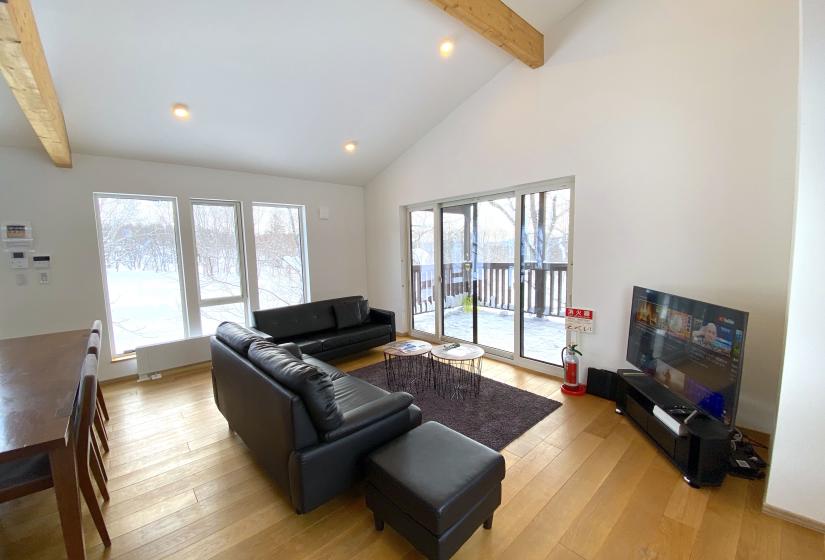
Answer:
(250, 202, 311, 310)
(190, 199, 249, 334)
(93, 192, 190, 358)
(403, 176, 575, 376)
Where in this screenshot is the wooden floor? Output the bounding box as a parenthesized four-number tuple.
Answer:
(1, 347, 823, 560)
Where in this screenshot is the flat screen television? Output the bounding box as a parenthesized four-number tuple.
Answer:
(626, 286, 748, 426)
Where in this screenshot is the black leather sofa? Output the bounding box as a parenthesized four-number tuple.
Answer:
(210, 322, 421, 513)
(252, 296, 395, 361)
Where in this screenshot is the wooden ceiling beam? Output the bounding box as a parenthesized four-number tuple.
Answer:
(0, 0, 71, 167)
(429, 0, 544, 68)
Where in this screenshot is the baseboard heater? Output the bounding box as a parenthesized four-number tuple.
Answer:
(135, 335, 211, 381)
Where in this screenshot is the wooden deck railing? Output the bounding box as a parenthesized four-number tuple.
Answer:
(411, 262, 567, 318)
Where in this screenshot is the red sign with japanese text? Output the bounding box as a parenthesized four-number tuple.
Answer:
(565, 307, 594, 333)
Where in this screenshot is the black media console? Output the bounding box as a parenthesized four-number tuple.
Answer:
(614, 370, 731, 487)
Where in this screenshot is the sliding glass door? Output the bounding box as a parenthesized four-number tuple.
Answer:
(441, 203, 475, 343)
(476, 198, 515, 352)
(439, 195, 516, 354)
(408, 178, 572, 370)
(519, 187, 571, 365)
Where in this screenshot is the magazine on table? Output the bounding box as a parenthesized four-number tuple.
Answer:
(389, 341, 429, 354)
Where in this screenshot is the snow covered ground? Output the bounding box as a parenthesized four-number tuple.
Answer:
(106, 269, 186, 354)
(412, 306, 566, 364)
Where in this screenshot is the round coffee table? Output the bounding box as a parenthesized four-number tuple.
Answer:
(383, 340, 433, 392)
(431, 343, 485, 400)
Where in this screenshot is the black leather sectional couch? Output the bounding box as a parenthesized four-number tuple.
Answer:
(252, 296, 395, 361)
(210, 322, 421, 513)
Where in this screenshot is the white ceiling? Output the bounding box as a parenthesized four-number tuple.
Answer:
(0, 0, 585, 186)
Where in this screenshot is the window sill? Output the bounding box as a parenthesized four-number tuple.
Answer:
(111, 352, 136, 364)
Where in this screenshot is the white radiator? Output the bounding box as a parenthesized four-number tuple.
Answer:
(135, 336, 211, 379)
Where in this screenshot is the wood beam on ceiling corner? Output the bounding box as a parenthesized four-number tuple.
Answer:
(429, 0, 544, 68)
(0, 0, 71, 167)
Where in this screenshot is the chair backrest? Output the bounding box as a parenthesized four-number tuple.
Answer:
(91, 320, 102, 334)
(76, 356, 99, 466)
(87, 332, 100, 356)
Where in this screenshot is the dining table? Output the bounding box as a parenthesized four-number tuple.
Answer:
(0, 329, 92, 559)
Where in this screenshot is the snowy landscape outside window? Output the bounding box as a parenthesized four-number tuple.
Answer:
(192, 200, 247, 334)
(252, 204, 308, 310)
(94, 194, 188, 356)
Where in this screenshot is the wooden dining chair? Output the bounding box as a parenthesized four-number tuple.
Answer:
(85, 333, 110, 452)
(77, 354, 109, 498)
(77, 357, 110, 504)
(83, 337, 110, 487)
(88, 322, 110, 423)
(0, 357, 111, 547)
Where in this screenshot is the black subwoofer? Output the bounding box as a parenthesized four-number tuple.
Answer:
(586, 368, 617, 401)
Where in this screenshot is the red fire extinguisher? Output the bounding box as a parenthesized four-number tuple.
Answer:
(561, 344, 586, 396)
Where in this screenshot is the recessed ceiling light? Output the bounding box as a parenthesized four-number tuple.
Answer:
(344, 141, 358, 153)
(439, 40, 455, 58)
(171, 103, 190, 121)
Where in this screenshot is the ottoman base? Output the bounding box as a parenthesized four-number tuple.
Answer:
(366, 482, 501, 560)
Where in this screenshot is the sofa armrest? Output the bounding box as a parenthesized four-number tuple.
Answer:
(322, 392, 414, 443)
(247, 326, 274, 342)
(289, 404, 421, 512)
(368, 307, 395, 326)
(369, 308, 396, 341)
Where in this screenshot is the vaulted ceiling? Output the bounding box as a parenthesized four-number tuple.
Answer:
(0, 0, 586, 186)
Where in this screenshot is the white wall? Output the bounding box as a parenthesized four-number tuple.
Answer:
(364, 0, 798, 432)
(0, 146, 367, 380)
(765, 0, 825, 527)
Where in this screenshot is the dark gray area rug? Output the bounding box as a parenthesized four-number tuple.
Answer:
(348, 362, 562, 451)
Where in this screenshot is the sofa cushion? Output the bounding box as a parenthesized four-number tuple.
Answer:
(304, 355, 346, 381)
(333, 375, 390, 414)
(333, 300, 362, 329)
(248, 341, 343, 432)
(319, 324, 393, 351)
(215, 322, 264, 355)
(290, 338, 324, 355)
(358, 299, 370, 324)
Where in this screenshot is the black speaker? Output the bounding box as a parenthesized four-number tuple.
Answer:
(586, 368, 617, 400)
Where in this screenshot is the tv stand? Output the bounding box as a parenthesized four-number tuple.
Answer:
(614, 370, 731, 487)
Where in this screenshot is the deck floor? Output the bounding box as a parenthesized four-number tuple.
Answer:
(0, 345, 822, 559)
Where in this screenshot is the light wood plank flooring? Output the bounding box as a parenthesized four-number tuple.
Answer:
(1, 347, 823, 559)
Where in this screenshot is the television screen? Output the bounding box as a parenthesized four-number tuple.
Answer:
(626, 286, 748, 425)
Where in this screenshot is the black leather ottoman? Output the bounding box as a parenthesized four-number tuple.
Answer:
(365, 422, 505, 560)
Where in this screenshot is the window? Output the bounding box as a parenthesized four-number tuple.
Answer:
(252, 204, 308, 309)
(191, 200, 247, 335)
(409, 209, 436, 334)
(94, 194, 188, 356)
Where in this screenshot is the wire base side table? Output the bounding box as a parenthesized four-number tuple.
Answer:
(383, 341, 433, 393)
(431, 344, 485, 400)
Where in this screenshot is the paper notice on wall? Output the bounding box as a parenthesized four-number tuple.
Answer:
(565, 307, 594, 333)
